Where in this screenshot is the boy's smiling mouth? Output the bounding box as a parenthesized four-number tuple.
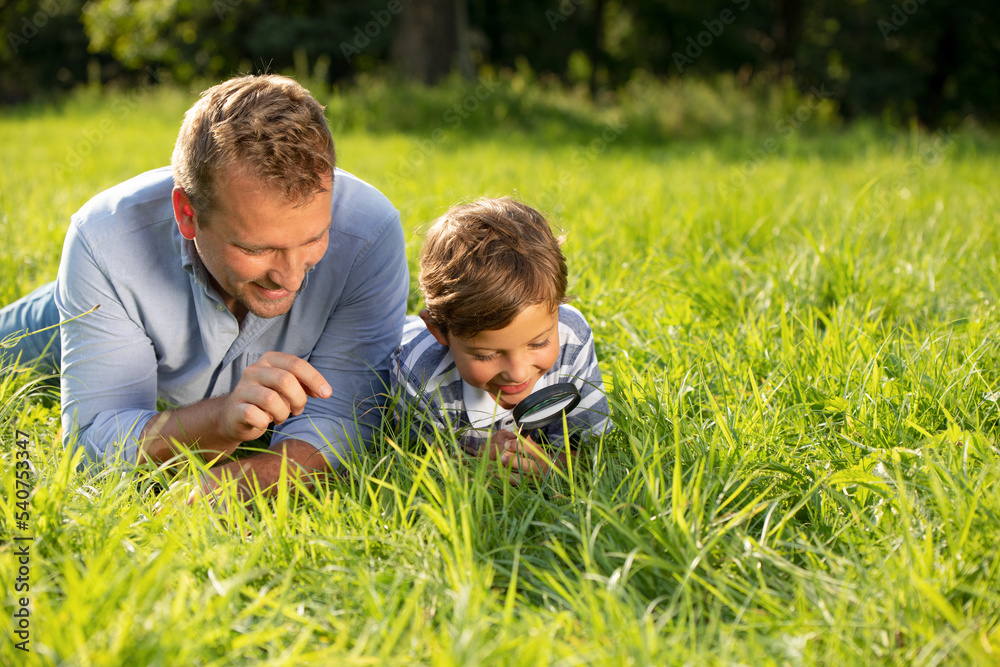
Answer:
(497, 380, 530, 394)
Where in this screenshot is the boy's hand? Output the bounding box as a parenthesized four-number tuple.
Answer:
(484, 430, 556, 484)
(482, 429, 517, 460)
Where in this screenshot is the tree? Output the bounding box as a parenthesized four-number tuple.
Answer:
(390, 0, 473, 84)
(0, 0, 94, 103)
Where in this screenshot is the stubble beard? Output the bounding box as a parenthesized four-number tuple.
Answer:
(234, 281, 301, 319)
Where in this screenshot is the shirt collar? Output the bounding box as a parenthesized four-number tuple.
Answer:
(176, 229, 212, 288)
(463, 379, 556, 432)
(463, 382, 513, 431)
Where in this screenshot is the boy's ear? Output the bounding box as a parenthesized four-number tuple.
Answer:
(173, 187, 198, 240)
(420, 309, 450, 347)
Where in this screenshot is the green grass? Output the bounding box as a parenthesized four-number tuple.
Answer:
(2, 82, 1000, 665)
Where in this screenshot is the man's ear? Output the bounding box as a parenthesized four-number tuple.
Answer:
(420, 309, 450, 347)
(173, 187, 198, 240)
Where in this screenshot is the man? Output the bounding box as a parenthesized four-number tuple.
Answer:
(0, 74, 409, 497)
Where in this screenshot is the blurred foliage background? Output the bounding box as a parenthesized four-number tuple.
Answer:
(1, 0, 997, 129)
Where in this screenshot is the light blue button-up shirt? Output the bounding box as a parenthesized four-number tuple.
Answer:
(55, 166, 409, 467)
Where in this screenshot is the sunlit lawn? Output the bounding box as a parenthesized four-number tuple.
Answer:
(1, 83, 999, 665)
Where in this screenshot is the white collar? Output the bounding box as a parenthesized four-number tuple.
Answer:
(463, 382, 515, 432)
(462, 378, 558, 433)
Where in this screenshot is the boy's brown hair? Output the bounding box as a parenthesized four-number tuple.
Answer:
(419, 197, 568, 339)
(171, 74, 335, 223)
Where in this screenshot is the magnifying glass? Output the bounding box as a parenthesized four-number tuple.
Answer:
(511, 382, 581, 431)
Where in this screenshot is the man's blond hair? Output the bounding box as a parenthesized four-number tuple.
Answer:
(419, 197, 568, 339)
(171, 74, 335, 221)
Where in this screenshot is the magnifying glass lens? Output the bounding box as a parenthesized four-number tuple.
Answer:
(512, 383, 582, 431)
(521, 396, 576, 420)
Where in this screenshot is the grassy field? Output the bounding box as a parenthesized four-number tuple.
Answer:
(1, 81, 999, 665)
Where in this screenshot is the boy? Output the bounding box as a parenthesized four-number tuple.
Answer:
(390, 197, 609, 477)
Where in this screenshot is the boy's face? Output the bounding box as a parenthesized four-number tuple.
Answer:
(424, 303, 561, 409)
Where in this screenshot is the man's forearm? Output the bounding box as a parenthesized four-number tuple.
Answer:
(138, 396, 241, 465)
(200, 440, 332, 502)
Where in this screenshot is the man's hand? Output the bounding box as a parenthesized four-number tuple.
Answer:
(219, 351, 333, 443)
(139, 352, 331, 465)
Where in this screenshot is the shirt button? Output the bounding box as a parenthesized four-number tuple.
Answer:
(216, 303, 226, 312)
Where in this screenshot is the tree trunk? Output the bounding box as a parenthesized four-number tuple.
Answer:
(770, 0, 803, 78)
(390, 0, 472, 84)
(587, 0, 606, 97)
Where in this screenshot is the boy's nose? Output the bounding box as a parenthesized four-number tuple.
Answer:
(504, 353, 532, 382)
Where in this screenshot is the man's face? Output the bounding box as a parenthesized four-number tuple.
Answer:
(433, 303, 561, 409)
(177, 166, 333, 320)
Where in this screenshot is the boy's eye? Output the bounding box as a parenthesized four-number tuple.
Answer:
(528, 339, 551, 350)
(473, 352, 498, 362)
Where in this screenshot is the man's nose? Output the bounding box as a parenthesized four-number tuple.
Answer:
(268, 250, 307, 292)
